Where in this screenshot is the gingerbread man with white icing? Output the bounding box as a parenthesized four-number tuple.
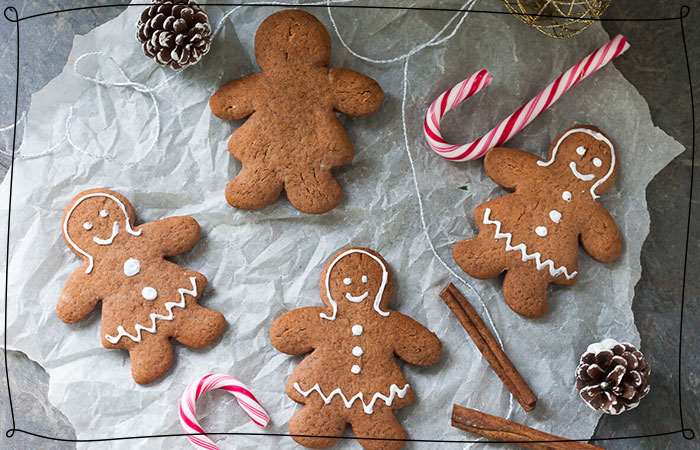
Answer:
(270, 247, 441, 450)
(57, 188, 226, 384)
(453, 126, 623, 318)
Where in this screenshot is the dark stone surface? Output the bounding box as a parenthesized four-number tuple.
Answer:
(0, 1, 697, 449)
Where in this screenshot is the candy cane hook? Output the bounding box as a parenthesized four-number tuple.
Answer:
(179, 373, 270, 450)
(424, 35, 630, 162)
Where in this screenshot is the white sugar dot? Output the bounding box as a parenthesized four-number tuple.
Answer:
(141, 287, 158, 301)
(549, 210, 562, 224)
(593, 157, 603, 167)
(343, 277, 352, 285)
(123, 258, 141, 277)
(351, 364, 361, 375)
(82, 222, 93, 230)
(352, 325, 363, 336)
(576, 146, 587, 156)
(361, 275, 368, 284)
(99, 209, 109, 218)
(562, 191, 572, 202)
(535, 226, 548, 237)
(352, 346, 363, 357)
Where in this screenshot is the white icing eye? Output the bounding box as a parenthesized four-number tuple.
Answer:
(99, 209, 109, 218)
(576, 146, 587, 156)
(343, 277, 352, 286)
(82, 222, 93, 230)
(361, 275, 368, 283)
(592, 157, 603, 167)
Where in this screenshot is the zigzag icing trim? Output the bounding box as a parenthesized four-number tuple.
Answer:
(483, 208, 577, 280)
(293, 382, 410, 415)
(105, 276, 197, 344)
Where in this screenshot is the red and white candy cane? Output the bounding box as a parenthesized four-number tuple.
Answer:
(179, 373, 270, 450)
(424, 34, 630, 161)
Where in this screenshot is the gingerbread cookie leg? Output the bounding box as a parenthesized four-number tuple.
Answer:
(285, 167, 343, 214)
(453, 234, 509, 279)
(350, 406, 407, 450)
(129, 336, 174, 384)
(502, 268, 550, 318)
(173, 304, 226, 348)
(288, 399, 346, 448)
(226, 167, 283, 210)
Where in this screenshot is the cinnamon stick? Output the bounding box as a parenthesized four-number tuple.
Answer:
(451, 404, 604, 450)
(440, 283, 537, 411)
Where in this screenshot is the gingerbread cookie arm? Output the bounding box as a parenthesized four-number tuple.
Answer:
(579, 205, 622, 263)
(483, 147, 541, 190)
(140, 216, 201, 257)
(209, 73, 261, 120)
(56, 270, 100, 323)
(269, 307, 323, 355)
(328, 68, 384, 117)
(391, 313, 442, 366)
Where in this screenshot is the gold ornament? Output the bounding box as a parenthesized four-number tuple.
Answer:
(502, 0, 612, 39)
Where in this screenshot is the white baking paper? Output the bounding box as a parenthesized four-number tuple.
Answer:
(0, 0, 686, 449)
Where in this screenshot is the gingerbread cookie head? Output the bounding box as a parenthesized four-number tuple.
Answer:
(62, 188, 142, 273)
(254, 9, 331, 70)
(537, 126, 617, 198)
(319, 247, 395, 321)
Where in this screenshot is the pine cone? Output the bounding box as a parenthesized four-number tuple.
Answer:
(575, 339, 650, 415)
(136, 0, 212, 70)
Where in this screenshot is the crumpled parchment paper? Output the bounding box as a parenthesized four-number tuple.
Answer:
(0, 1, 686, 449)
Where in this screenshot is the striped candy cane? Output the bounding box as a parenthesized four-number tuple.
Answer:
(179, 373, 270, 450)
(424, 34, 630, 161)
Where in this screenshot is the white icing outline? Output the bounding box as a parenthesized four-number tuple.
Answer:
(93, 221, 120, 245)
(569, 162, 595, 181)
(63, 192, 142, 273)
(105, 276, 197, 344)
(293, 382, 410, 415)
(320, 249, 390, 321)
(537, 128, 616, 199)
(483, 208, 577, 280)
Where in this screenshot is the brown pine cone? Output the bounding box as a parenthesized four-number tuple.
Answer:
(136, 0, 212, 70)
(575, 339, 651, 415)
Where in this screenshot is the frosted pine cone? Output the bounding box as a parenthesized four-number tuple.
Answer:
(136, 0, 211, 70)
(575, 339, 651, 415)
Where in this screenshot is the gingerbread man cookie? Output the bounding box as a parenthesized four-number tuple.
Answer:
(453, 126, 623, 318)
(57, 188, 226, 384)
(270, 247, 441, 449)
(210, 10, 384, 214)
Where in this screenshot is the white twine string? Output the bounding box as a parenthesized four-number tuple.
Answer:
(328, 0, 515, 420)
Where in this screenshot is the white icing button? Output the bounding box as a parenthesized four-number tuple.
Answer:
(82, 222, 93, 230)
(549, 210, 562, 224)
(123, 258, 141, 277)
(576, 146, 587, 156)
(535, 226, 548, 237)
(99, 209, 109, 217)
(593, 157, 603, 167)
(351, 364, 361, 375)
(352, 325, 363, 336)
(352, 346, 363, 357)
(562, 191, 572, 202)
(361, 275, 368, 283)
(343, 277, 352, 285)
(141, 287, 157, 300)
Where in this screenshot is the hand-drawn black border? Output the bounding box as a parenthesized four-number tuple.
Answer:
(1, 1, 696, 447)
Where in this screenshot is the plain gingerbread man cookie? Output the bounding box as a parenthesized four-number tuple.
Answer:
(57, 188, 226, 384)
(453, 126, 623, 318)
(270, 247, 441, 450)
(210, 9, 384, 214)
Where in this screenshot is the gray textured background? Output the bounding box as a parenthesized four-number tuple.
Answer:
(0, 0, 698, 449)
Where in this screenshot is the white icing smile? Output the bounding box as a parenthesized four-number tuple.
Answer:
(345, 291, 369, 303)
(93, 221, 120, 245)
(569, 162, 595, 181)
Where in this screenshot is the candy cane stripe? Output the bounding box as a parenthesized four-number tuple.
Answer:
(424, 35, 630, 161)
(179, 373, 270, 450)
